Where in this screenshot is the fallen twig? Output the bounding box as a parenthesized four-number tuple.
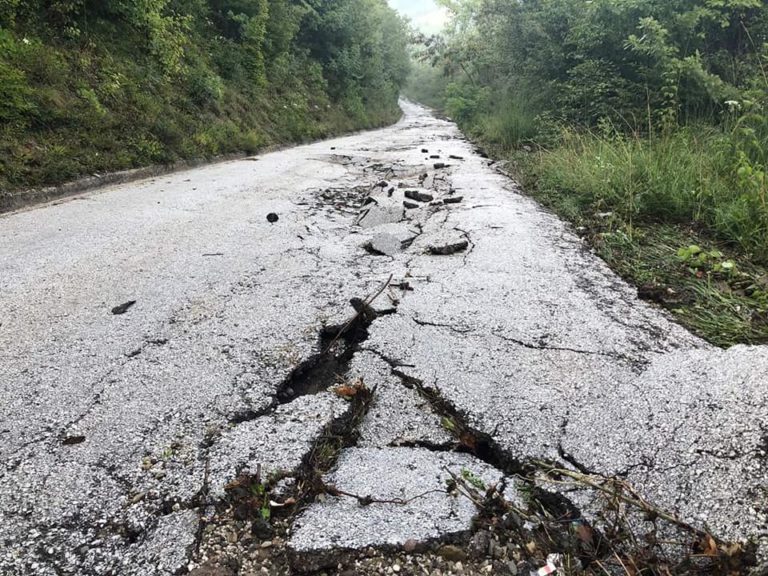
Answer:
(322, 273, 394, 354)
(532, 461, 711, 539)
(323, 484, 446, 507)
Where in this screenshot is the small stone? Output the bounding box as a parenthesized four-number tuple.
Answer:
(393, 564, 401, 573)
(129, 492, 146, 505)
(443, 196, 463, 204)
(438, 545, 467, 562)
(403, 539, 418, 553)
(470, 531, 491, 556)
(403, 201, 419, 209)
(187, 565, 236, 576)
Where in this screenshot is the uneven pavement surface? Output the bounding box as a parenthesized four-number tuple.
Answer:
(1, 101, 767, 575)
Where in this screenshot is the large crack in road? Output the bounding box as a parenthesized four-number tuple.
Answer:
(1, 102, 767, 575)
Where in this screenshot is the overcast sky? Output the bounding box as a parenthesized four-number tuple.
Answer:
(388, 0, 448, 34)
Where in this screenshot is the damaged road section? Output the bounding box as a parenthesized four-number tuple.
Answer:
(1, 100, 768, 576)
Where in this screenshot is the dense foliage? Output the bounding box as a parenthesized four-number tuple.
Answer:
(406, 0, 768, 345)
(0, 0, 410, 192)
(426, 0, 767, 125)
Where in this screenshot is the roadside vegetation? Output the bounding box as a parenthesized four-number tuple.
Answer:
(407, 0, 768, 347)
(0, 0, 410, 198)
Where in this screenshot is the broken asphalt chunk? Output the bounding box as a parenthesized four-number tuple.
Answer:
(111, 300, 136, 315)
(288, 447, 510, 572)
(403, 201, 419, 210)
(434, 163, 449, 170)
(363, 233, 402, 257)
(404, 190, 434, 203)
(428, 239, 469, 255)
(134, 510, 199, 574)
(207, 393, 353, 498)
(62, 435, 86, 446)
(443, 196, 464, 205)
(357, 206, 404, 228)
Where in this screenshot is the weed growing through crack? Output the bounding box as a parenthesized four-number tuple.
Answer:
(449, 466, 754, 576)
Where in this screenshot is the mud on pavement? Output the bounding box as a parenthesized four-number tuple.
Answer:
(1, 101, 767, 575)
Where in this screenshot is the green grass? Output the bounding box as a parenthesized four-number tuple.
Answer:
(473, 93, 539, 150)
(528, 127, 768, 260)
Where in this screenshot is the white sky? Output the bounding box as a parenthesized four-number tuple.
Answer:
(387, 0, 449, 34)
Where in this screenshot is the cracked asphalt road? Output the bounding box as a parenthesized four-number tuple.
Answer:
(1, 101, 767, 575)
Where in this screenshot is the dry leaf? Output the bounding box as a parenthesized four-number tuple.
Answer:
(332, 377, 367, 399)
(701, 534, 718, 557)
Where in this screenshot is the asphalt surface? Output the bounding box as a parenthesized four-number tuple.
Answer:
(1, 101, 767, 575)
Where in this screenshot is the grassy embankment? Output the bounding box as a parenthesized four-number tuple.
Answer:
(0, 0, 409, 207)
